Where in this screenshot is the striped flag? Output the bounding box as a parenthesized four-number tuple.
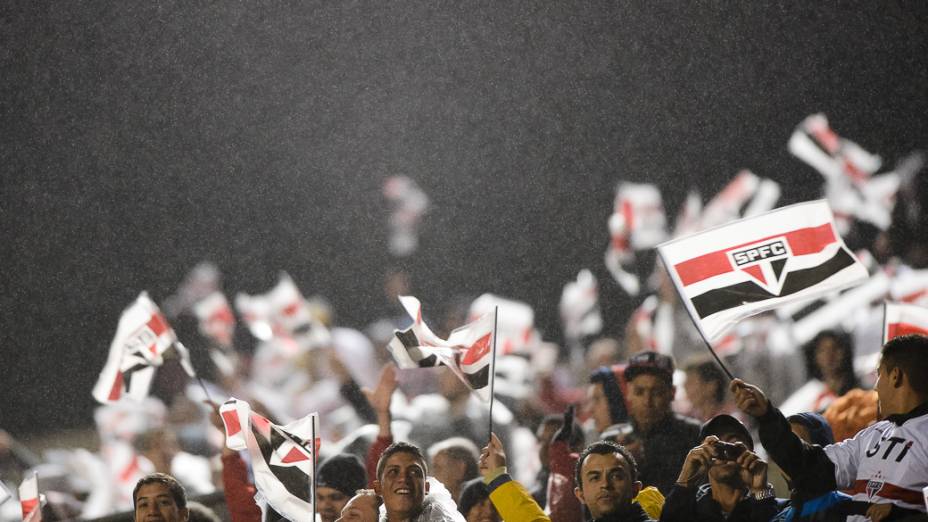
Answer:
(220, 398, 319, 522)
(19, 472, 43, 522)
(93, 292, 187, 404)
(658, 200, 868, 343)
(884, 303, 928, 342)
(389, 296, 497, 400)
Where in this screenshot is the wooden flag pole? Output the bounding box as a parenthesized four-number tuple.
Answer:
(487, 306, 499, 442)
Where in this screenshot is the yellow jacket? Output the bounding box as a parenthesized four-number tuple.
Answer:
(485, 469, 550, 522)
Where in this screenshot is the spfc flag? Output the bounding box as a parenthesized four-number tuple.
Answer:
(389, 296, 497, 401)
(19, 472, 43, 522)
(658, 200, 868, 343)
(93, 292, 181, 403)
(883, 302, 928, 342)
(220, 398, 319, 522)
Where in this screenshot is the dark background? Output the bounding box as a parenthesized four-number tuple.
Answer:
(3, 2, 927, 436)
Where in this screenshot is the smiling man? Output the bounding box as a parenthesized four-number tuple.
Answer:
(133, 473, 189, 522)
(574, 441, 654, 522)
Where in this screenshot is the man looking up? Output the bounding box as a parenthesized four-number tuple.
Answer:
(573, 441, 654, 522)
(731, 334, 928, 521)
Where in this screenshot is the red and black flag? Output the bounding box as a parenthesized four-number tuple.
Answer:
(389, 296, 497, 401)
(220, 398, 319, 522)
(658, 200, 868, 343)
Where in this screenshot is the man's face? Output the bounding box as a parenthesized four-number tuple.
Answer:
(335, 494, 379, 522)
(574, 452, 640, 519)
(585, 383, 613, 433)
(684, 371, 717, 410)
(317, 487, 350, 522)
(626, 373, 673, 431)
(431, 450, 464, 494)
(134, 483, 188, 522)
(874, 359, 894, 418)
(375, 452, 429, 519)
(464, 497, 499, 522)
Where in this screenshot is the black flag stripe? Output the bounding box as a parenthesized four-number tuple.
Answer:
(691, 247, 857, 319)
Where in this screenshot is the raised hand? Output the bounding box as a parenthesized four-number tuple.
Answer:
(735, 446, 768, 491)
(676, 436, 718, 487)
(730, 378, 770, 418)
(479, 432, 507, 479)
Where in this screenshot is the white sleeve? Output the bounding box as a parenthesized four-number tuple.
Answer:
(823, 426, 866, 489)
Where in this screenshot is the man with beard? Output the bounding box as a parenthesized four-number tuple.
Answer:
(659, 434, 778, 522)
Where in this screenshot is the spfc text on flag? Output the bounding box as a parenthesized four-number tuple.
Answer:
(658, 200, 868, 343)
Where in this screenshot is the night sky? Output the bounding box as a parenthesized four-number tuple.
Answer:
(3, 3, 927, 436)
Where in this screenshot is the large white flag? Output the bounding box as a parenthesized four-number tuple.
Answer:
(389, 296, 497, 401)
(220, 398, 319, 522)
(93, 292, 192, 404)
(658, 200, 868, 343)
(883, 302, 928, 343)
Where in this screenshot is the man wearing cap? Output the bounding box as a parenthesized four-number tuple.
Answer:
(317, 454, 368, 522)
(661, 414, 780, 522)
(622, 352, 701, 494)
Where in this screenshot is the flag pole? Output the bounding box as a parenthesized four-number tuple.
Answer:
(700, 337, 735, 381)
(311, 418, 317, 522)
(487, 306, 498, 442)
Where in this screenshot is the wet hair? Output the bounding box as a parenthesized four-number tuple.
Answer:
(427, 438, 480, 481)
(684, 357, 728, 404)
(376, 441, 428, 481)
(881, 334, 928, 396)
(803, 330, 858, 394)
(132, 472, 187, 510)
(574, 440, 639, 488)
(186, 501, 220, 522)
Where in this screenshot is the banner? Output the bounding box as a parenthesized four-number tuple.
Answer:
(884, 302, 928, 342)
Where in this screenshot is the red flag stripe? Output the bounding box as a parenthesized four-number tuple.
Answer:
(675, 223, 837, 287)
(221, 409, 242, 437)
(147, 313, 170, 337)
(280, 447, 309, 464)
(21, 498, 38, 519)
(886, 322, 928, 340)
(107, 372, 124, 401)
(847, 479, 923, 505)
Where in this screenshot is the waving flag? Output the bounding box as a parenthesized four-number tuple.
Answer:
(220, 398, 319, 522)
(236, 273, 330, 348)
(559, 269, 603, 342)
(884, 303, 928, 342)
(604, 182, 667, 295)
(468, 294, 536, 355)
(389, 296, 497, 400)
(658, 200, 868, 343)
(93, 292, 188, 403)
(19, 472, 43, 522)
(788, 113, 881, 185)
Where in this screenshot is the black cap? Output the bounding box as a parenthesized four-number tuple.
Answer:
(624, 351, 675, 386)
(698, 414, 753, 450)
(316, 454, 366, 497)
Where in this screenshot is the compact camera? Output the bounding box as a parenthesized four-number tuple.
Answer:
(714, 441, 745, 461)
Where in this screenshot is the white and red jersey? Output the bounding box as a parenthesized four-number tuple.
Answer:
(824, 407, 928, 518)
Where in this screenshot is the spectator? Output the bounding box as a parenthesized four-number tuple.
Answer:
(587, 365, 630, 435)
(478, 433, 549, 522)
(317, 454, 368, 522)
(573, 440, 655, 521)
(661, 434, 778, 522)
(531, 413, 584, 507)
(336, 489, 381, 522)
(781, 330, 859, 415)
(373, 441, 464, 522)
(622, 352, 701, 493)
(683, 357, 734, 422)
(731, 334, 928, 521)
(457, 478, 501, 522)
(427, 438, 481, 505)
(133, 473, 189, 522)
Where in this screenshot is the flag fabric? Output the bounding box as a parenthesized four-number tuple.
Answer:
(193, 292, 236, 347)
(604, 182, 667, 295)
(559, 269, 603, 342)
(658, 200, 869, 343)
(93, 292, 180, 403)
(162, 262, 221, 318)
(788, 113, 882, 186)
(468, 294, 536, 355)
(235, 273, 330, 348)
(389, 296, 497, 400)
(890, 268, 928, 307)
(220, 398, 319, 522)
(383, 175, 429, 257)
(19, 472, 42, 522)
(0, 481, 10, 506)
(884, 303, 928, 342)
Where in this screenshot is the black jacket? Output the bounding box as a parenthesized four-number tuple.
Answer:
(660, 483, 782, 522)
(635, 413, 702, 494)
(592, 501, 655, 522)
